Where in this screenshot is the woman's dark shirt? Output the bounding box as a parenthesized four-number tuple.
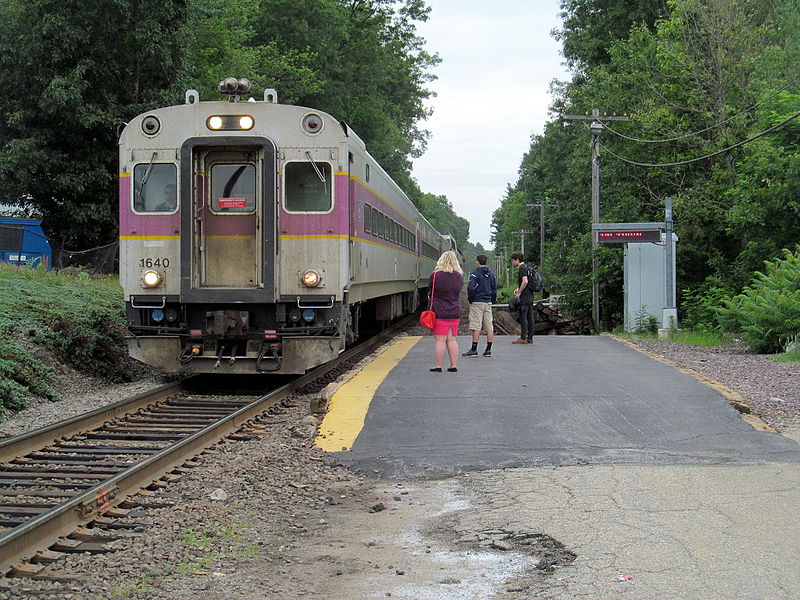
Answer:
(428, 270, 463, 319)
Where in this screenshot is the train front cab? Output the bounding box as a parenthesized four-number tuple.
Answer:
(125, 108, 348, 374)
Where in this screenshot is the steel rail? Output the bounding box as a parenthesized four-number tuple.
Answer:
(0, 323, 404, 575)
(0, 381, 190, 464)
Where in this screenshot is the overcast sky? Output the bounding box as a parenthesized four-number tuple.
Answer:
(411, 0, 571, 249)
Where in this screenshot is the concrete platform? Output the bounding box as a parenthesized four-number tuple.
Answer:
(317, 335, 800, 478)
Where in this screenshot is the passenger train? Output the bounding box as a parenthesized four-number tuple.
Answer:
(119, 78, 458, 374)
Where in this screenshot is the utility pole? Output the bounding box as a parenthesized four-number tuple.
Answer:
(527, 201, 558, 269)
(561, 109, 629, 331)
(510, 230, 535, 259)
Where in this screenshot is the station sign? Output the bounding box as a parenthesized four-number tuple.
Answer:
(593, 222, 664, 244)
(598, 230, 661, 243)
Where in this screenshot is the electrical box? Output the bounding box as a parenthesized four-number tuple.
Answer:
(624, 232, 678, 332)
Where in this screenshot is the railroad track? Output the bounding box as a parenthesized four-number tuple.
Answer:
(0, 323, 409, 581)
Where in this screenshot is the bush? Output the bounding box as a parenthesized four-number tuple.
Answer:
(633, 306, 658, 335)
(717, 245, 800, 353)
(680, 276, 732, 332)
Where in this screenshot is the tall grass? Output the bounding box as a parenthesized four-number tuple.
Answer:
(667, 329, 726, 346)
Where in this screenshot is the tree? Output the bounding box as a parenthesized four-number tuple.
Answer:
(0, 0, 186, 248)
(252, 0, 439, 184)
(555, 0, 668, 70)
(496, 0, 798, 328)
(179, 0, 323, 103)
(417, 191, 470, 251)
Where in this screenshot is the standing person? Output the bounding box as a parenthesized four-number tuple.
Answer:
(463, 254, 498, 357)
(511, 252, 535, 344)
(427, 250, 464, 372)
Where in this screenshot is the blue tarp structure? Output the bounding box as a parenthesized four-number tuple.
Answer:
(0, 217, 52, 268)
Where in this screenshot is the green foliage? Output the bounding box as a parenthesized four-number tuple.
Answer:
(0, 0, 186, 249)
(633, 306, 658, 335)
(680, 276, 732, 332)
(0, 264, 135, 417)
(180, 0, 322, 102)
(555, 0, 669, 70)
(717, 245, 800, 353)
(415, 191, 470, 252)
(0, 0, 440, 251)
(667, 329, 725, 346)
(773, 333, 800, 362)
(494, 0, 800, 331)
(252, 0, 439, 182)
(0, 340, 57, 417)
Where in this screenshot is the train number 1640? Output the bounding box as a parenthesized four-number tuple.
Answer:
(139, 258, 171, 268)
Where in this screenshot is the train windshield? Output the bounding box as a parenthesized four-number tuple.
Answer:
(133, 164, 177, 213)
(210, 164, 256, 213)
(284, 162, 332, 212)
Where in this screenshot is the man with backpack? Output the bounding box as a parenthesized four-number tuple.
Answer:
(462, 254, 498, 357)
(511, 252, 541, 344)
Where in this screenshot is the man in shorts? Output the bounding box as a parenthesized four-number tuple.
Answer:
(463, 254, 498, 357)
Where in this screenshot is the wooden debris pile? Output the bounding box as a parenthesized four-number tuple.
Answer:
(492, 302, 592, 336)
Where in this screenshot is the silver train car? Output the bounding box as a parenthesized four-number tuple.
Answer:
(119, 78, 457, 374)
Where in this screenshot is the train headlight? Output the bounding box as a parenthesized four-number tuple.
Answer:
(206, 115, 254, 131)
(302, 269, 322, 287)
(142, 269, 162, 288)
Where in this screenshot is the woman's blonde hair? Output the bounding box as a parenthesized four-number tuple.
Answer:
(435, 250, 463, 274)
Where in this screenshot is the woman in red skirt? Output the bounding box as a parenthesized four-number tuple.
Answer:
(427, 250, 464, 372)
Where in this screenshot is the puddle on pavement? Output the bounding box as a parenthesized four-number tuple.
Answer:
(305, 478, 573, 599)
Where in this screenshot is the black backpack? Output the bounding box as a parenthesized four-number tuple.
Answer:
(527, 266, 543, 292)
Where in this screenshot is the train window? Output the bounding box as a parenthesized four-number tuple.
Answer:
(210, 164, 256, 213)
(364, 204, 372, 233)
(366, 163, 370, 183)
(133, 164, 177, 213)
(285, 162, 332, 212)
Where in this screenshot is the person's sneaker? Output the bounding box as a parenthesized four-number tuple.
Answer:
(526, 338, 534, 344)
(482, 349, 492, 357)
(512, 338, 527, 344)
(462, 348, 478, 356)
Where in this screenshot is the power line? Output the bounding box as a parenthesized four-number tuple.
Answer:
(602, 79, 799, 144)
(602, 108, 800, 168)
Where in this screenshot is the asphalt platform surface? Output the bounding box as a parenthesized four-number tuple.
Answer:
(332, 335, 800, 477)
(316, 335, 800, 599)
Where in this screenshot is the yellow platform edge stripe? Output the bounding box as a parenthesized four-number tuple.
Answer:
(315, 336, 422, 452)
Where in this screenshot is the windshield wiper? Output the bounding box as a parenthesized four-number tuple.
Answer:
(136, 152, 158, 204)
(305, 151, 326, 183)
